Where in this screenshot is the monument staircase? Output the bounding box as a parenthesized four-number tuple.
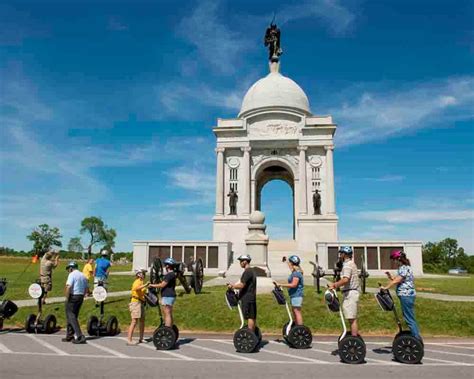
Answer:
(267, 240, 316, 279)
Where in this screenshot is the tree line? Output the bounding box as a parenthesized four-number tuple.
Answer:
(1, 216, 131, 260)
(422, 238, 474, 274)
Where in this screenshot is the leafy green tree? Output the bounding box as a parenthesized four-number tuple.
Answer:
(438, 238, 463, 267)
(80, 216, 117, 258)
(101, 228, 117, 254)
(68, 237, 84, 259)
(27, 224, 62, 257)
(423, 238, 472, 273)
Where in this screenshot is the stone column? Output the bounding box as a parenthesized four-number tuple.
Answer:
(325, 145, 336, 214)
(251, 180, 257, 212)
(215, 147, 225, 215)
(241, 146, 251, 215)
(298, 146, 308, 215)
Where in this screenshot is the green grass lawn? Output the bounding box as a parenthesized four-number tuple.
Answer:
(366, 275, 474, 296)
(0, 256, 133, 300)
(4, 286, 474, 337)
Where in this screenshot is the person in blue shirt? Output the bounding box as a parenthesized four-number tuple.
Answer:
(94, 249, 111, 288)
(382, 250, 422, 342)
(62, 261, 88, 344)
(273, 255, 304, 325)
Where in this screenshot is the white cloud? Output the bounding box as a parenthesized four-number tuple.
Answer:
(0, 65, 217, 250)
(277, 0, 356, 35)
(332, 77, 474, 147)
(156, 82, 244, 115)
(356, 209, 474, 223)
(165, 166, 215, 203)
(107, 16, 128, 31)
(177, 1, 251, 75)
(363, 175, 405, 182)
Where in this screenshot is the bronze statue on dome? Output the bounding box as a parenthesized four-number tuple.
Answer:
(264, 20, 282, 62)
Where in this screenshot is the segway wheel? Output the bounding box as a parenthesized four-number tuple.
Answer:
(287, 325, 313, 349)
(172, 325, 179, 342)
(25, 314, 36, 333)
(254, 326, 262, 343)
(282, 321, 294, 339)
(393, 334, 424, 364)
(106, 316, 119, 336)
(233, 328, 258, 353)
(87, 315, 99, 336)
(43, 314, 57, 334)
(338, 336, 366, 364)
(152, 326, 176, 350)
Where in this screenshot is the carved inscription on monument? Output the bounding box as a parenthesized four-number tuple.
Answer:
(248, 120, 301, 138)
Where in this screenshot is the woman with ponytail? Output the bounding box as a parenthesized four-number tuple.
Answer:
(273, 255, 304, 325)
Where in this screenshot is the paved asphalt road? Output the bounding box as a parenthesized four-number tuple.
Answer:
(0, 332, 472, 379)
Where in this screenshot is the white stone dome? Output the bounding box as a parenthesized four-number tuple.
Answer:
(239, 70, 311, 117)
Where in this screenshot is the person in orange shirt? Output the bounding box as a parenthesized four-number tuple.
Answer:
(127, 268, 148, 345)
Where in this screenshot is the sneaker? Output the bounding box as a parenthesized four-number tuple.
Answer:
(61, 337, 74, 342)
(72, 336, 87, 344)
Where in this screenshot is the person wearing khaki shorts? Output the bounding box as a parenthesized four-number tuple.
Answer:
(329, 246, 361, 337)
(342, 289, 360, 319)
(127, 269, 148, 345)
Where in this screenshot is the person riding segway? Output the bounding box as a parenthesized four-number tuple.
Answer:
(226, 254, 261, 353)
(327, 246, 366, 364)
(94, 250, 111, 289)
(377, 249, 424, 364)
(148, 257, 179, 350)
(272, 255, 312, 349)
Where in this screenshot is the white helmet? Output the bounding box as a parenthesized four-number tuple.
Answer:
(237, 254, 252, 262)
(100, 249, 108, 256)
(134, 268, 147, 276)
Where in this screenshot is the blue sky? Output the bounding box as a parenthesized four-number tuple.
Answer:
(1, 0, 473, 253)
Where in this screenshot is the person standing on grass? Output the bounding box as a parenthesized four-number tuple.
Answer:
(273, 255, 305, 325)
(40, 250, 60, 304)
(329, 246, 360, 337)
(227, 254, 257, 332)
(127, 268, 148, 345)
(382, 250, 422, 342)
(82, 258, 94, 296)
(148, 258, 177, 328)
(94, 249, 111, 288)
(62, 261, 88, 344)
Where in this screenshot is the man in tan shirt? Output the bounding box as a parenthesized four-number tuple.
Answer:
(329, 246, 360, 336)
(40, 250, 60, 303)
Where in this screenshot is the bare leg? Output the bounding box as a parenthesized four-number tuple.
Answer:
(163, 305, 173, 327)
(139, 316, 145, 342)
(247, 318, 255, 331)
(293, 307, 303, 325)
(127, 319, 137, 342)
(349, 319, 358, 336)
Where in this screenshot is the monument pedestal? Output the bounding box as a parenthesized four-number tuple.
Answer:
(245, 211, 270, 277)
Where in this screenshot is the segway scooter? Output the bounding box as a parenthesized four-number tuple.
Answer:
(375, 285, 424, 364)
(149, 258, 179, 350)
(0, 278, 18, 330)
(25, 282, 57, 334)
(272, 284, 312, 348)
(225, 288, 261, 353)
(87, 281, 119, 336)
(324, 288, 366, 364)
